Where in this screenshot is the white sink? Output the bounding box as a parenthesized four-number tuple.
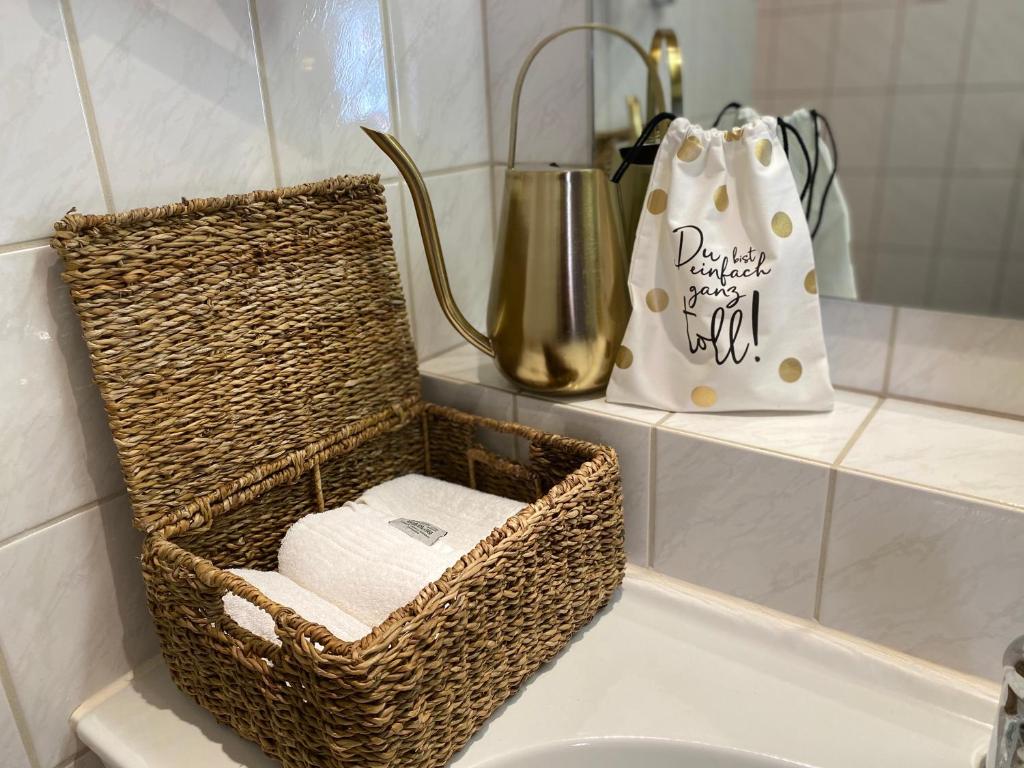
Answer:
(474, 738, 808, 768)
(74, 566, 996, 768)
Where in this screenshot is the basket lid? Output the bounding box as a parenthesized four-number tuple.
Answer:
(52, 176, 420, 530)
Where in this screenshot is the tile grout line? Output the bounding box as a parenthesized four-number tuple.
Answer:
(858, 0, 906, 295)
(378, 0, 402, 142)
(990, 139, 1024, 313)
(922, 0, 978, 305)
(880, 306, 900, 395)
(812, 396, 885, 620)
(422, 161, 494, 179)
(0, 490, 127, 551)
(246, 0, 283, 188)
(0, 643, 41, 768)
(646, 423, 659, 567)
(59, 0, 116, 214)
(0, 238, 52, 256)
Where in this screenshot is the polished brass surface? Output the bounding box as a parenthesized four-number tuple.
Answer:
(491, 167, 630, 394)
(362, 127, 494, 357)
(648, 28, 684, 116)
(364, 23, 651, 394)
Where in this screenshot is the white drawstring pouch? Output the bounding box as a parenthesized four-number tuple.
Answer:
(606, 116, 834, 413)
(719, 105, 857, 300)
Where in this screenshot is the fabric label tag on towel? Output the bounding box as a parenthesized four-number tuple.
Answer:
(388, 518, 448, 546)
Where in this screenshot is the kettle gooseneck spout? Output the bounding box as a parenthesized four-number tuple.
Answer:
(361, 126, 494, 358)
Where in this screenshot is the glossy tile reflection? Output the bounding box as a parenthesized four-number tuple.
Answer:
(254, 0, 393, 182)
(69, 0, 275, 210)
(0, 0, 106, 241)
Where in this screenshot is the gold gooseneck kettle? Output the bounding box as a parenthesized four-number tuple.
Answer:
(364, 23, 663, 395)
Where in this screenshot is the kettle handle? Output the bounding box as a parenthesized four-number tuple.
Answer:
(507, 23, 666, 169)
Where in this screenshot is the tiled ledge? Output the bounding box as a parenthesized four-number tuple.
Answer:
(420, 343, 1024, 682)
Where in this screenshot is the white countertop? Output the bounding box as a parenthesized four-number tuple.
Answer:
(74, 566, 997, 768)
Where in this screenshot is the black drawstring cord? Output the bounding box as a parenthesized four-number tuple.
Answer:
(807, 110, 821, 225)
(811, 109, 839, 238)
(777, 116, 813, 204)
(612, 111, 677, 183)
(712, 102, 742, 128)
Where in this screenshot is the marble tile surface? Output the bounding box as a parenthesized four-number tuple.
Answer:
(896, 0, 970, 87)
(69, 0, 275, 211)
(819, 298, 893, 394)
(420, 372, 516, 458)
(253, 0, 393, 184)
(0, 246, 124, 543)
(888, 307, 1024, 417)
(661, 390, 878, 465)
(402, 168, 494, 361)
(484, 0, 590, 167)
(820, 471, 1024, 681)
(771, 8, 834, 94)
(386, 0, 490, 172)
(841, 399, 1024, 509)
(0, 0, 106, 242)
(832, 6, 897, 90)
(419, 343, 517, 392)
(0, 684, 31, 768)
(965, 0, 1024, 85)
(653, 428, 830, 618)
(0, 496, 159, 768)
(517, 395, 655, 565)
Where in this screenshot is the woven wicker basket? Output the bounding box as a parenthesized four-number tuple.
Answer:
(51, 175, 625, 768)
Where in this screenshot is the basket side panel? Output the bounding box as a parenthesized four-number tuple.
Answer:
(176, 416, 427, 569)
(319, 423, 626, 767)
(54, 176, 420, 529)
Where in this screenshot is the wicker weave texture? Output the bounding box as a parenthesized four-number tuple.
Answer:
(53, 176, 419, 530)
(51, 176, 626, 767)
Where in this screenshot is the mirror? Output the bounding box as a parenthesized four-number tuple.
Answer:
(592, 0, 1024, 319)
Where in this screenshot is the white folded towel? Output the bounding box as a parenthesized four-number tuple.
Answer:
(222, 568, 370, 646)
(279, 502, 459, 627)
(359, 473, 525, 554)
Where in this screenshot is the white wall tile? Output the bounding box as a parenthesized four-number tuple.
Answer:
(819, 298, 893, 393)
(998, 259, 1024, 317)
(485, 0, 590, 167)
(930, 254, 998, 316)
(420, 372, 516, 458)
(965, 0, 1024, 85)
(253, 0, 393, 184)
(896, 0, 970, 87)
(838, 174, 878, 249)
(0, 246, 124, 543)
(841, 398, 1024, 508)
(869, 247, 932, 307)
(403, 167, 494, 361)
(940, 176, 1015, 254)
(0, 684, 31, 768)
(653, 428, 829, 617)
(889, 306, 1024, 416)
(827, 94, 886, 171)
(1013, 191, 1024, 253)
(660, 390, 877, 465)
(953, 90, 1024, 173)
(68, 0, 275, 211)
(0, 496, 159, 768)
(0, 0, 106, 242)
(419, 343, 516, 392)
(876, 176, 942, 248)
(820, 471, 1024, 681)
(516, 395, 655, 565)
(772, 9, 835, 93)
(832, 6, 898, 90)
(387, 0, 490, 173)
(885, 91, 957, 172)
